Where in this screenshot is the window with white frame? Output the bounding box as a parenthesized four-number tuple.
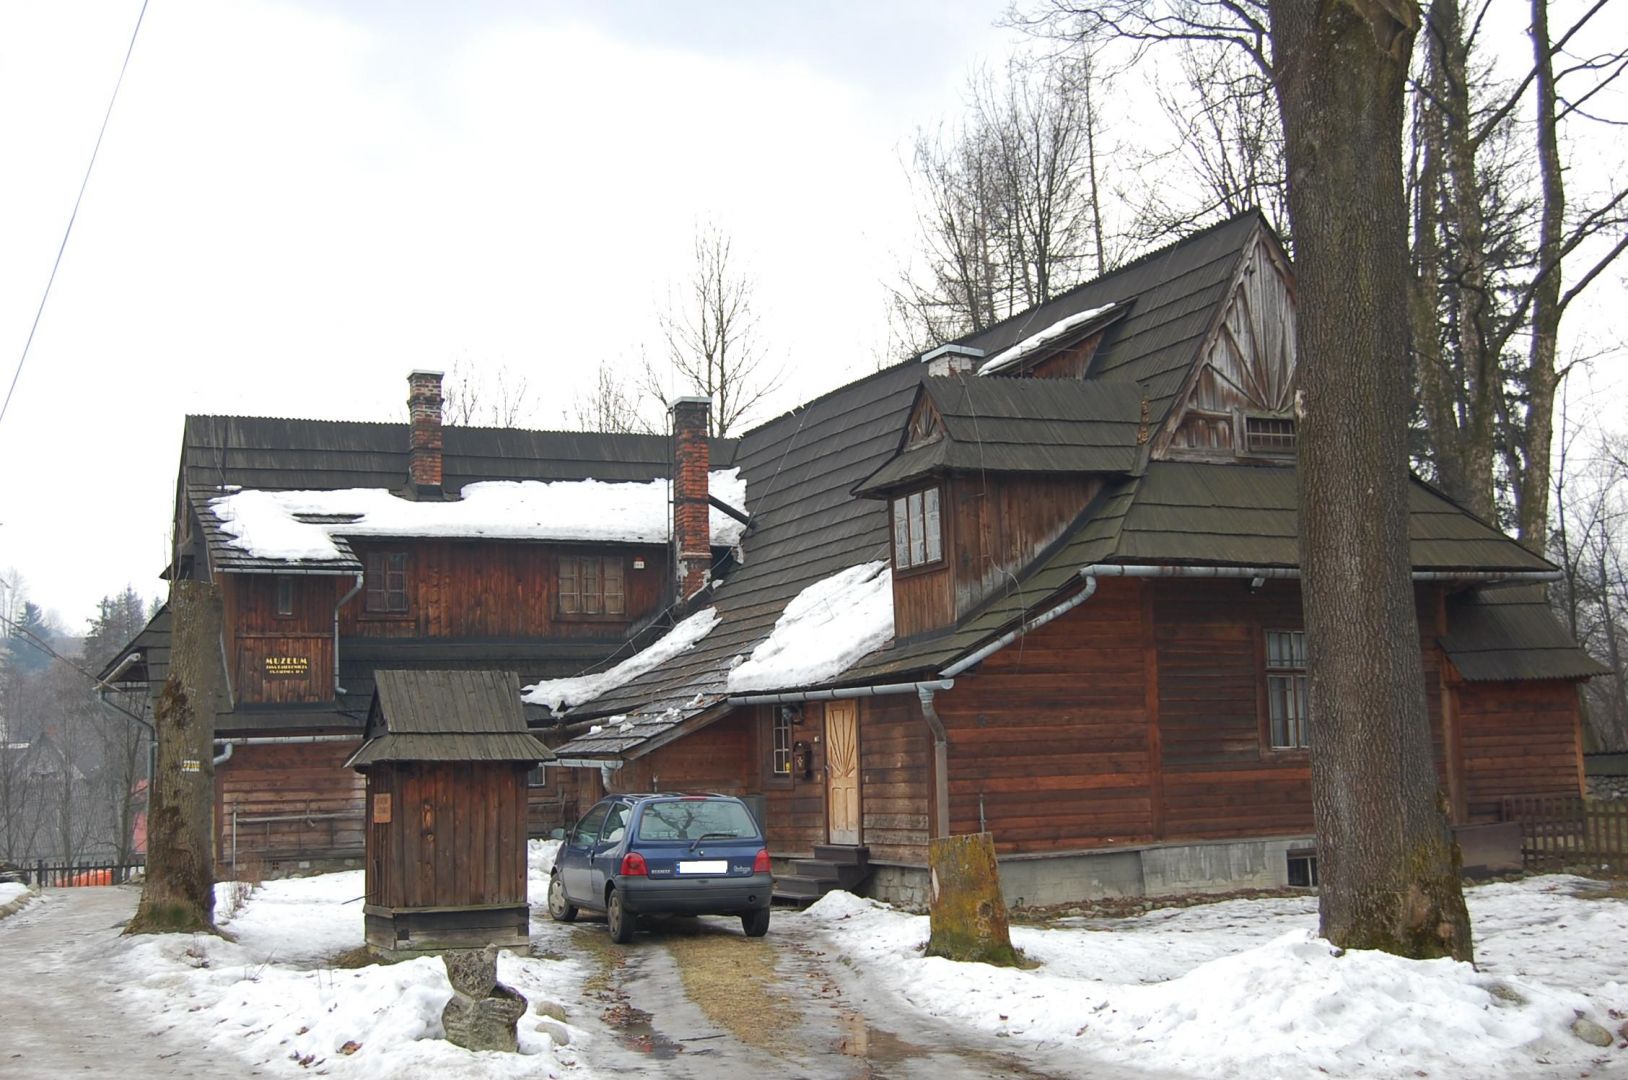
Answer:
(891, 487, 943, 570)
(1265, 629, 1310, 749)
(770, 708, 793, 777)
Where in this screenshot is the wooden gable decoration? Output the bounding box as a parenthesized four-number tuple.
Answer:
(905, 395, 945, 449)
(1156, 226, 1299, 460)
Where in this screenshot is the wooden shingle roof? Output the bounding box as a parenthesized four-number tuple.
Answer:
(854, 377, 1145, 495)
(1440, 587, 1608, 682)
(347, 670, 552, 767)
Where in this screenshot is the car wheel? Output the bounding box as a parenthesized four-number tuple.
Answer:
(741, 907, 770, 938)
(547, 873, 578, 923)
(606, 888, 635, 944)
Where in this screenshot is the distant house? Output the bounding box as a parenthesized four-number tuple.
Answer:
(105, 211, 1603, 900)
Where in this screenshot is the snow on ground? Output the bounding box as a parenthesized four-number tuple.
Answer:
(109, 855, 594, 1079)
(805, 877, 1628, 1079)
(526, 838, 562, 902)
(0, 881, 28, 907)
(522, 609, 719, 712)
(211, 468, 749, 561)
(727, 560, 893, 692)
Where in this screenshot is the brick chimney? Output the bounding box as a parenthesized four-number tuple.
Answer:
(671, 396, 712, 602)
(407, 370, 444, 499)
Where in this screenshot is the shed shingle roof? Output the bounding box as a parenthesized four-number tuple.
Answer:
(1440, 587, 1607, 682)
(347, 670, 552, 767)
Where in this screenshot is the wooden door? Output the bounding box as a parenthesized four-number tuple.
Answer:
(826, 701, 861, 845)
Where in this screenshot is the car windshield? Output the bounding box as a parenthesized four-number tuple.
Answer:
(636, 799, 758, 842)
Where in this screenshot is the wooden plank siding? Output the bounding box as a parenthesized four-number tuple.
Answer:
(365, 762, 529, 910)
(947, 474, 1101, 627)
(339, 540, 669, 641)
(216, 741, 365, 868)
(221, 574, 344, 705)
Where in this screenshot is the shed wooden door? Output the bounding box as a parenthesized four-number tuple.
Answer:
(826, 701, 861, 845)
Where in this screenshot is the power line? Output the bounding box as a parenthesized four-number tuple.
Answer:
(0, 0, 150, 431)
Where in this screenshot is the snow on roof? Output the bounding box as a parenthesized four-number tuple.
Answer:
(522, 607, 720, 713)
(976, 302, 1122, 376)
(209, 470, 748, 562)
(727, 560, 893, 693)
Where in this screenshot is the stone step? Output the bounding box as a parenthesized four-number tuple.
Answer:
(811, 844, 870, 865)
(772, 874, 829, 902)
(789, 860, 870, 888)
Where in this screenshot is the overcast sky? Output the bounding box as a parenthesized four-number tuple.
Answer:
(2, 1, 1625, 631)
(0, 0, 1024, 628)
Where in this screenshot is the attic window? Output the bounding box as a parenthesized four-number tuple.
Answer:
(907, 408, 942, 447)
(1244, 416, 1297, 456)
(559, 555, 626, 617)
(891, 488, 943, 571)
(364, 552, 409, 614)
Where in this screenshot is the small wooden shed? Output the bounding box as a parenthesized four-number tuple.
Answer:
(346, 670, 552, 957)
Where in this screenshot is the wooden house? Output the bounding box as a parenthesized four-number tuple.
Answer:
(347, 670, 550, 956)
(104, 210, 1604, 904)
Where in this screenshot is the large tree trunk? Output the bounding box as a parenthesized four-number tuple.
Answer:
(126, 580, 221, 935)
(1519, 0, 1564, 555)
(1269, 0, 1472, 961)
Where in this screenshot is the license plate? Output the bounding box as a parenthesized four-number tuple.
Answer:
(677, 860, 727, 874)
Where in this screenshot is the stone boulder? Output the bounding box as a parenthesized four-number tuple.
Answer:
(441, 945, 528, 1053)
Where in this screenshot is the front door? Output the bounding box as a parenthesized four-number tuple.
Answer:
(826, 701, 861, 845)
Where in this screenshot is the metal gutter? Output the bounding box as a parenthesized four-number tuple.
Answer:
(215, 734, 361, 747)
(726, 679, 954, 706)
(941, 577, 1099, 678)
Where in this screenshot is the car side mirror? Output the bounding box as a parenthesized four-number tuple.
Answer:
(549, 827, 565, 841)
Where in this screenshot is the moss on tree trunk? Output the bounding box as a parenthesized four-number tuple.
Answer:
(126, 580, 221, 937)
(924, 833, 1019, 966)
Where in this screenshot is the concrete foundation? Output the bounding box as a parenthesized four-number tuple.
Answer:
(860, 835, 1317, 910)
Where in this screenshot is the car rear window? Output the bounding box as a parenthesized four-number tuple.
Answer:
(636, 799, 759, 842)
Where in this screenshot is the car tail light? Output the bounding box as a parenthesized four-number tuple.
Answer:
(752, 848, 771, 873)
(620, 852, 648, 877)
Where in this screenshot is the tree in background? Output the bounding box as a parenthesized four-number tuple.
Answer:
(892, 57, 1116, 351)
(84, 587, 154, 865)
(569, 359, 655, 434)
(648, 223, 782, 437)
(440, 357, 536, 428)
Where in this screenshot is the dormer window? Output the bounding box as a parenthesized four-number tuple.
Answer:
(1244, 416, 1297, 456)
(891, 488, 943, 571)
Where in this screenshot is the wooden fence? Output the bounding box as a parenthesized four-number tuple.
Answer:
(1500, 796, 1628, 872)
(24, 858, 146, 888)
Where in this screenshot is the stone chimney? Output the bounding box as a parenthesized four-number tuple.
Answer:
(407, 370, 444, 498)
(671, 396, 712, 602)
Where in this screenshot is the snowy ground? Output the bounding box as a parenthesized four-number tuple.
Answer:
(804, 877, 1628, 1079)
(107, 841, 592, 1079)
(101, 850, 1627, 1079)
(0, 881, 29, 907)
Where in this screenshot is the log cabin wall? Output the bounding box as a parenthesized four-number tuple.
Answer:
(215, 741, 365, 870)
(935, 577, 1156, 856)
(525, 761, 590, 837)
(859, 697, 932, 864)
(222, 574, 343, 705)
(365, 762, 528, 910)
(1455, 681, 1585, 820)
(338, 540, 669, 640)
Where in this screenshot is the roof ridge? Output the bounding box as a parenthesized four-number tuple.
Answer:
(950, 208, 1265, 350)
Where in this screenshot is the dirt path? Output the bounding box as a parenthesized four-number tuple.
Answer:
(534, 908, 1165, 1079)
(0, 886, 255, 1080)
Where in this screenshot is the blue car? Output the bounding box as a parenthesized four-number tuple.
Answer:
(548, 793, 773, 943)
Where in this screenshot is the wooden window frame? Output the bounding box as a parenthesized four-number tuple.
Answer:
(770, 707, 793, 781)
(890, 486, 945, 575)
(557, 553, 628, 621)
(1262, 627, 1311, 752)
(1242, 414, 1297, 457)
(362, 551, 410, 616)
(275, 575, 295, 618)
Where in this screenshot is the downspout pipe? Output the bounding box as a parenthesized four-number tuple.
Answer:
(942, 576, 1100, 679)
(333, 572, 364, 696)
(918, 685, 950, 839)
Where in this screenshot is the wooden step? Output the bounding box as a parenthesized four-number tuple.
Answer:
(789, 860, 870, 888)
(811, 844, 870, 865)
